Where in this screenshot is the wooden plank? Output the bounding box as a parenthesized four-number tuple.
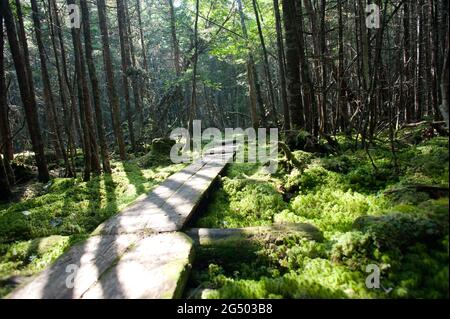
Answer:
(94, 160, 207, 235)
(9, 144, 237, 299)
(145, 153, 234, 232)
(9, 234, 140, 299)
(97, 152, 234, 235)
(81, 233, 194, 299)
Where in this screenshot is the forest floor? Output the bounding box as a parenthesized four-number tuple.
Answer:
(0, 128, 448, 299)
(0, 149, 185, 297)
(185, 132, 449, 299)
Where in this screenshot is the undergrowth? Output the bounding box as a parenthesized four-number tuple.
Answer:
(189, 136, 449, 299)
(0, 155, 184, 297)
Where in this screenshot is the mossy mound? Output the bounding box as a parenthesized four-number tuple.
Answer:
(189, 136, 449, 299)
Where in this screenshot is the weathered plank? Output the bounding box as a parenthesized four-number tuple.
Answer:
(81, 233, 194, 299)
(9, 234, 140, 299)
(97, 152, 234, 235)
(9, 144, 236, 299)
(185, 223, 324, 246)
(94, 160, 207, 235)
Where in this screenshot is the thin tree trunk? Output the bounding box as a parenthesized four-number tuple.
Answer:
(294, 0, 315, 134)
(252, 0, 277, 123)
(188, 0, 200, 135)
(136, 0, 148, 71)
(303, 0, 327, 133)
(47, 0, 76, 176)
(337, 0, 349, 132)
(51, 0, 83, 149)
(439, 29, 449, 127)
(2, 0, 50, 183)
(168, 0, 182, 76)
(0, 13, 14, 195)
(30, 0, 72, 176)
(97, 0, 127, 160)
(237, 0, 266, 128)
(68, 0, 101, 180)
(79, 0, 111, 173)
(281, 0, 303, 129)
(403, 2, 414, 122)
(117, 0, 136, 151)
(0, 13, 13, 161)
(125, 0, 144, 141)
(273, 0, 290, 131)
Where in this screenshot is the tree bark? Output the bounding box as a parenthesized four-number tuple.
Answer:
(188, 0, 200, 135)
(252, 0, 277, 123)
(439, 29, 449, 127)
(273, 0, 290, 131)
(2, 0, 50, 183)
(117, 0, 136, 151)
(30, 0, 72, 176)
(50, 0, 83, 150)
(0, 13, 13, 198)
(0, 13, 13, 161)
(80, 0, 111, 173)
(68, 0, 101, 180)
(97, 0, 127, 160)
(237, 0, 262, 130)
(281, 0, 303, 129)
(168, 0, 182, 76)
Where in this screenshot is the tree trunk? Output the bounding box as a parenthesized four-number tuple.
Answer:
(0, 14, 13, 161)
(2, 0, 50, 183)
(273, 0, 290, 131)
(47, 0, 76, 176)
(50, 0, 83, 150)
(30, 0, 64, 159)
(440, 30, 449, 127)
(30, 0, 72, 176)
(337, 0, 349, 132)
(97, 0, 127, 160)
(252, 0, 277, 123)
(79, 0, 111, 173)
(294, 0, 316, 134)
(68, 0, 101, 180)
(117, 0, 136, 151)
(0, 13, 14, 195)
(125, 0, 144, 142)
(0, 155, 12, 201)
(188, 0, 200, 135)
(281, 0, 303, 129)
(237, 0, 267, 128)
(303, 0, 327, 133)
(136, 0, 148, 72)
(168, 0, 182, 76)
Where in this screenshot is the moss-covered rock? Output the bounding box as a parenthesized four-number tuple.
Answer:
(151, 138, 176, 155)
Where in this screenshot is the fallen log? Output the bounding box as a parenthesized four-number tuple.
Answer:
(185, 223, 323, 246)
(384, 184, 449, 199)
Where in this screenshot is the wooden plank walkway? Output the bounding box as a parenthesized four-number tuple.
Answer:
(9, 142, 237, 299)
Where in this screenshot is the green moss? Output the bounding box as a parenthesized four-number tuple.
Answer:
(196, 176, 287, 228)
(0, 159, 183, 297)
(275, 188, 387, 236)
(190, 136, 449, 299)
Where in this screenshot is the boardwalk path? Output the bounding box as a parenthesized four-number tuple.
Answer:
(9, 143, 237, 299)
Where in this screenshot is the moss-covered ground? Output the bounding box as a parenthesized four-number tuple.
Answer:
(0, 151, 184, 297)
(187, 136, 449, 299)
